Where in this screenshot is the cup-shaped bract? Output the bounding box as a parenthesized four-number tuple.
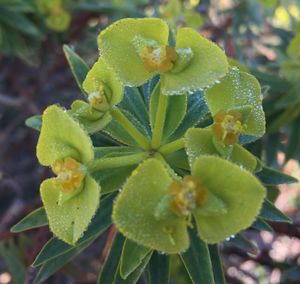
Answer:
(37, 105, 100, 244)
(192, 156, 265, 243)
(98, 18, 169, 86)
(161, 28, 228, 95)
(204, 69, 266, 138)
(112, 158, 189, 254)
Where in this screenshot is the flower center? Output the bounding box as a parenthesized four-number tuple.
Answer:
(168, 176, 208, 217)
(140, 45, 177, 73)
(213, 110, 244, 146)
(52, 157, 85, 192)
(88, 84, 110, 112)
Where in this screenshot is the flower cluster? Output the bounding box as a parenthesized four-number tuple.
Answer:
(35, 17, 266, 253)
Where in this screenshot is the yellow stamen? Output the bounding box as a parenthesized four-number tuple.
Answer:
(52, 157, 85, 192)
(168, 176, 208, 217)
(140, 45, 177, 73)
(213, 110, 244, 146)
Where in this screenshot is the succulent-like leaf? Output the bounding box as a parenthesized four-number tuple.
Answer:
(161, 27, 228, 95)
(204, 69, 265, 137)
(98, 18, 169, 86)
(37, 105, 94, 166)
(192, 156, 265, 243)
(40, 175, 100, 245)
(113, 158, 189, 254)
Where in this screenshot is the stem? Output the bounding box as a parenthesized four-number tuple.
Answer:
(151, 90, 168, 149)
(87, 152, 147, 173)
(110, 107, 150, 149)
(159, 138, 185, 156)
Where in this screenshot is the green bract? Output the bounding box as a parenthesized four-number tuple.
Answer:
(69, 58, 124, 133)
(113, 156, 265, 253)
(98, 17, 228, 95)
(37, 105, 100, 244)
(205, 69, 266, 138)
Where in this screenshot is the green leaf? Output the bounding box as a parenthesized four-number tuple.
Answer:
(113, 158, 189, 254)
(166, 149, 190, 171)
(25, 115, 42, 131)
(98, 233, 125, 284)
(114, 252, 152, 284)
(230, 143, 257, 172)
(98, 18, 169, 86)
(169, 93, 209, 141)
(259, 199, 292, 223)
(161, 27, 228, 95)
(34, 235, 97, 284)
(0, 8, 40, 36)
(192, 156, 266, 243)
(180, 228, 215, 284)
(37, 105, 94, 166)
(256, 166, 298, 185)
(251, 218, 273, 232)
(0, 241, 26, 284)
(204, 69, 265, 137)
(208, 245, 226, 284)
(11, 207, 47, 233)
(63, 45, 90, 92)
(32, 193, 115, 267)
(83, 58, 124, 105)
(40, 175, 100, 245)
(119, 87, 150, 134)
(120, 239, 151, 279)
(148, 251, 170, 284)
(227, 234, 258, 255)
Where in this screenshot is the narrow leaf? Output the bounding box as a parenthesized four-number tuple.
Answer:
(120, 239, 151, 279)
(25, 115, 42, 131)
(11, 207, 47, 233)
(114, 252, 152, 284)
(63, 45, 89, 92)
(97, 233, 125, 284)
(256, 166, 298, 185)
(32, 193, 115, 267)
(259, 200, 292, 223)
(180, 228, 215, 284)
(208, 245, 226, 284)
(251, 218, 273, 232)
(148, 251, 170, 284)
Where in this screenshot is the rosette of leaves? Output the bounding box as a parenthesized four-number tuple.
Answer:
(13, 17, 297, 284)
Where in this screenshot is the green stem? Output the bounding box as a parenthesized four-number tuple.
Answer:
(151, 90, 168, 149)
(159, 138, 185, 156)
(87, 152, 147, 173)
(110, 107, 150, 149)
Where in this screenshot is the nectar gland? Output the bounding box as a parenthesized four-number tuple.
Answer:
(213, 110, 244, 146)
(88, 84, 110, 112)
(52, 157, 85, 192)
(140, 45, 177, 73)
(168, 176, 208, 218)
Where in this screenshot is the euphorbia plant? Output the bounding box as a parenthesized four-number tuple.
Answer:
(12, 17, 297, 284)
